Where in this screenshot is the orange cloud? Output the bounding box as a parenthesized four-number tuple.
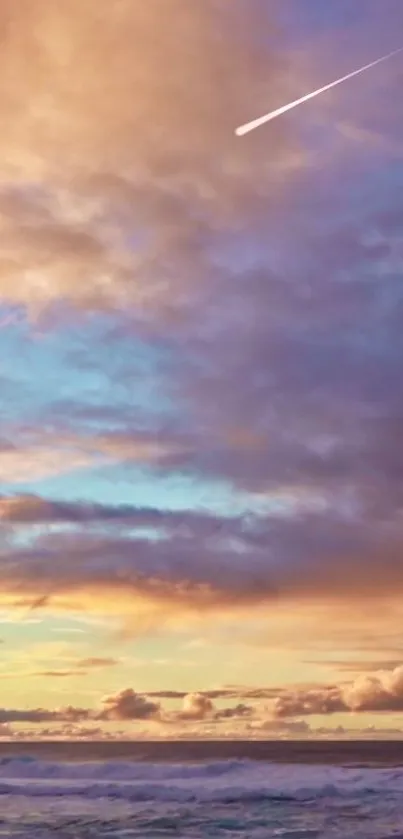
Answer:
(0, 446, 92, 484)
(180, 692, 214, 720)
(100, 688, 160, 721)
(272, 663, 403, 718)
(0, 432, 181, 485)
(77, 657, 119, 669)
(0, 1, 303, 316)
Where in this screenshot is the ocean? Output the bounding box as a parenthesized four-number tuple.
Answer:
(1, 740, 403, 837)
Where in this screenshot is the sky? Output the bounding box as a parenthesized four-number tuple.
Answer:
(1, 0, 403, 741)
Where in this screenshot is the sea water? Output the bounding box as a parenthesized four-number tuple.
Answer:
(0, 743, 403, 837)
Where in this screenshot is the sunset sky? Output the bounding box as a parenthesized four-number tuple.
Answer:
(1, 0, 403, 739)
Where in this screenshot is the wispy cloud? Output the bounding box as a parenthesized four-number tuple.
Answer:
(77, 657, 119, 669)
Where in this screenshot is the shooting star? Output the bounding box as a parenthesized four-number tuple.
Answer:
(235, 46, 403, 137)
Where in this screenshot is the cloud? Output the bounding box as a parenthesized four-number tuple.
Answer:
(34, 669, 87, 678)
(215, 703, 253, 720)
(0, 493, 237, 534)
(0, 446, 93, 484)
(1, 3, 403, 667)
(4, 496, 403, 639)
(273, 663, 403, 717)
(0, 693, 161, 725)
(252, 718, 311, 736)
(0, 0, 301, 316)
(273, 686, 346, 718)
(305, 659, 403, 673)
(147, 687, 282, 701)
(158, 692, 255, 725)
(4, 659, 118, 679)
(6, 724, 95, 740)
(146, 690, 188, 700)
(3, 664, 403, 733)
(4, 494, 403, 653)
(77, 657, 118, 669)
(0, 430, 179, 485)
(180, 692, 214, 721)
(0, 706, 88, 724)
(99, 689, 160, 721)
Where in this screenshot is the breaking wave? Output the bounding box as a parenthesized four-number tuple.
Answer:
(0, 756, 402, 803)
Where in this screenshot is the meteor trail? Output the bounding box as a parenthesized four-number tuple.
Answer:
(235, 46, 403, 137)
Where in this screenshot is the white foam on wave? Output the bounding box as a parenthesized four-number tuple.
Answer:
(0, 758, 402, 803)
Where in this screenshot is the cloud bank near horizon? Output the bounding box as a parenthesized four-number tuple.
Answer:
(2, 663, 403, 739)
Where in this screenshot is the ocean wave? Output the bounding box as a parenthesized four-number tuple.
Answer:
(0, 758, 401, 804)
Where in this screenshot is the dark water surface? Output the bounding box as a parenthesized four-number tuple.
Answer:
(0, 738, 403, 764)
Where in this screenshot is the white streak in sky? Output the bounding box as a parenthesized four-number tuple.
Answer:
(235, 46, 403, 136)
